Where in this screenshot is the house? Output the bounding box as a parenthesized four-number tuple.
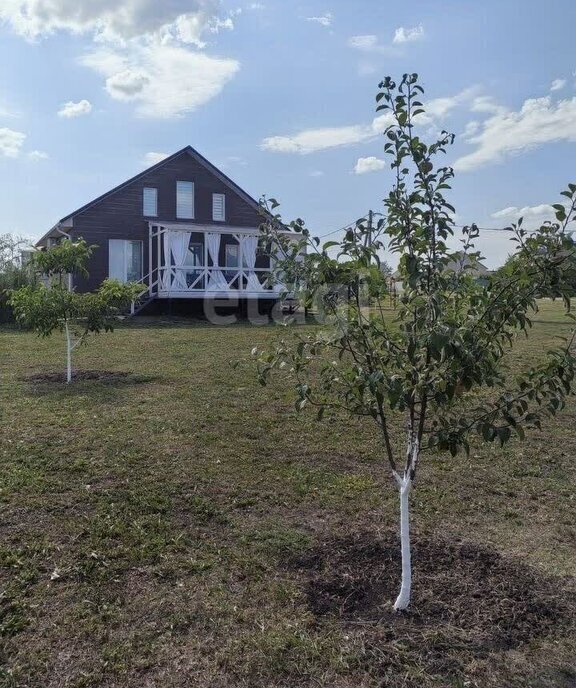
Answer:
(35, 146, 293, 313)
(443, 251, 490, 278)
(392, 251, 491, 291)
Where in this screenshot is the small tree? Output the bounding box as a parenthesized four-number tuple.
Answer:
(9, 239, 141, 383)
(254, 74, 576, 611)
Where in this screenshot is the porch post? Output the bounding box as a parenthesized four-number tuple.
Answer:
(239, 236, 244, 292)
(157, 227, 162, 291)
(204, 233, 208, 289)
(148, 223, 153, 296)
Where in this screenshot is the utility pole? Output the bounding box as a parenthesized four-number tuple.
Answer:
(366, 209, 373, 250)
(364, 209, 396, 309)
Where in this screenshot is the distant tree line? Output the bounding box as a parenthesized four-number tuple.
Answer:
(0, 233, 36, 323)
(494, 235, 576, 297)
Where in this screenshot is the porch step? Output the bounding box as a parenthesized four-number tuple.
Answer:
(128, 294, 158, 317)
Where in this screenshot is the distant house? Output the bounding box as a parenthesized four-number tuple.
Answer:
(35, 146, 293, 312)
(443, 251, 490, 278)
(392, 251, 491, 291)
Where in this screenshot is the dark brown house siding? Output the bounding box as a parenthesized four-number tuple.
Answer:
(66, 150, 264, 292)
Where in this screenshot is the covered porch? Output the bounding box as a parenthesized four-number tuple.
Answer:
(147, 223, 283, 299)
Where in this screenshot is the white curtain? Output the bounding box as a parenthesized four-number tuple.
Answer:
(206, 233, 229, 291)
(162, 231, 173, 290)
(242, 235, 262, 292)
(170, 231, 192, 289)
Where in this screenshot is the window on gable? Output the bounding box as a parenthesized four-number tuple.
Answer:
(212, 193, 225, 222)
(143, 187, 157, 216)
(176, 181, 194, 219)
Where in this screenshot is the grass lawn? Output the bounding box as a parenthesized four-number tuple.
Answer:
(0, 301, 575, 687)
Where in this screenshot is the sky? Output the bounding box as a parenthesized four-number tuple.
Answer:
(1, 0, 576, 268)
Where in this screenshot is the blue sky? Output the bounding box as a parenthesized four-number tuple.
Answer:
(1, 0, 576, 268)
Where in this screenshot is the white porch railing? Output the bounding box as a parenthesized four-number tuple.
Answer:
(158, 265, 278, 294)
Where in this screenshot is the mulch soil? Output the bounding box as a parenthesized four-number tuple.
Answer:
(287, 531, 576, 683)
(22, 370, 133, 384)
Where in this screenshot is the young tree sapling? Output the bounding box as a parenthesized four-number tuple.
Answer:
(253, 74, 576, 610)
(9, 239, 141, 383)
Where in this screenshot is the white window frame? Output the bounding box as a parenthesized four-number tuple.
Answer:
(143, 187, 158, 217)
(212, 193, 226, 222)
(176, 181, 194, 219)
(109, 239, 143, 283)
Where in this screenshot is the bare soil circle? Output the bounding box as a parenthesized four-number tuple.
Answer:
(287, 531, 576, 681)
(22, 370, 135, 384)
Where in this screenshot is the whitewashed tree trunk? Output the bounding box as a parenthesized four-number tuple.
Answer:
(393, 431, 419, 611)
(393, 472, 412, 611)
(64, 319, 72, 384)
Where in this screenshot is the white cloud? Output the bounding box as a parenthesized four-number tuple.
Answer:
(455, 94, 576, 171)
(262, 86, 476, 154)
(392, 24, 424, 44)
(82, 43, 239, 118)
(261, 124, 374, 154)
(489, 203, 569, 230)
(348, 34, 385, 53)
(28, 149, 49, 161)
(462, 120, 480, 138)
(306, 13, 332, 27)
(0, 127, 26, 157)
(372, 87, 477, 131)
(349, 25, 424, 53)
(470, 95, 506, 115)
(57, 99, 92, 118)
(370, 112, 396, 134)
(174, 8, 240, 45)
(550, 78, 567, 92)
(491, 204, 555, 220)
(105, 69, 150, 100)
(309, 169, 324, 177)
(0, 0, 223, 44)
(425, 87, 479, 119)
(1, 2, 241, 118)
(354, 156, 385, 174)
(143, 151, 169, 167)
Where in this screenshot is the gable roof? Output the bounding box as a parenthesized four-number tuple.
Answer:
(445, 251, 489, 275)
(36, 145, 267, 246)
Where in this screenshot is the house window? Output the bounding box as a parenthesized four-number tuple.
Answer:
(109, 240, 143, 283)
(225, 243, 239, 268)
(183, 241, 204, 289)
(143, 187, 157, 216)
(176, 181, 194, 219)
(224, 243, 239, 284)
(212, 193, 225, 222)
(184, 242, 204, 267)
